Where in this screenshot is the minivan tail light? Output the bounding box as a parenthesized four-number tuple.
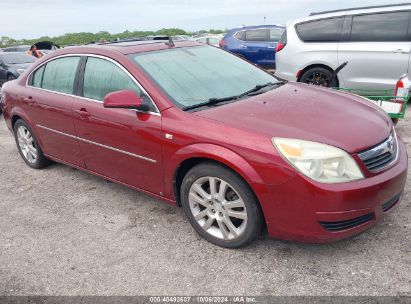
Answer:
(394, 79, 405, 97)
(276, 42, 286, 52)
(219, 39, 226, 48)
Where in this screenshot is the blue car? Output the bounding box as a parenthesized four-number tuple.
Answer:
(220, 25, 285, 69)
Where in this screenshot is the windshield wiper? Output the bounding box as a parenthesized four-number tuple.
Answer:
(183, 81, 284, 111)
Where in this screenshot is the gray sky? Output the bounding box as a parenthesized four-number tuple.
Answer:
(0, 0, 400, 39)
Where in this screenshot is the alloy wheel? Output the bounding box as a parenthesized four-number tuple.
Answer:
(16, 126, 38, 163)
(305, 71, 331, 87)
(188, 176, 248, 240)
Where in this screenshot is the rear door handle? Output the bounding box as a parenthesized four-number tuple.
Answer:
(75, 108, 91, 119)
(24, 96, 35, 104)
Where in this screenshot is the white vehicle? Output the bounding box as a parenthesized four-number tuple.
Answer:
(275, 3, 411, 91)
(194, 35, 223, 47)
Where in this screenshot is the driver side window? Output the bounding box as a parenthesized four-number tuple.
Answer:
(83, 57, 141, 101)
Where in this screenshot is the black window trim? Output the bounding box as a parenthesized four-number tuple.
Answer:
(344, 9, 411, 43)
(296, 9, 411, 43)
(294, 16, 346, 43)
(26, 53, 161, 116)
(234, 27, 282, 42)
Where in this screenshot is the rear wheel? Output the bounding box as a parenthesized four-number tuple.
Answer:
(14, 119, 50, 169)
(181, 162, 263, 248)
(300, 67, 337, 87)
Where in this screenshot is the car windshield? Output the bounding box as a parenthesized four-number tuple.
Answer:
(130, 46, 279, 109)
(2, 53, 35, 64)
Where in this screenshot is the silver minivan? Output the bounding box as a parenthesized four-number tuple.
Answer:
(275, 3, 411, 91)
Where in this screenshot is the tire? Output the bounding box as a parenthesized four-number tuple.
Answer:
(181, 162, 263, 248)
(13, 119, 50, 169)
(7, 74, 16, 81)
(300, 67, 337, 87)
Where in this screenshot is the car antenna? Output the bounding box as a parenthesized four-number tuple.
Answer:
(165, 37, 175, 47)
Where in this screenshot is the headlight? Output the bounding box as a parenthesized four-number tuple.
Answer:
(16, 69, 25, 75)
(272, 138, 364, 183)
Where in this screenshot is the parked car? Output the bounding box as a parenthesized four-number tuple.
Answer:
(3, 45, 31, 53)
(275, 3, 411, 90)
(195, 35, 223, 47)
(0, 52, 35, 87)
(146, 35, 192, 41)
(1, 41, 406, 248)
(219, 25, 285, 69)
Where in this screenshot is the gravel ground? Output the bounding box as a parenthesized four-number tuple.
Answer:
(0, 110, 410, 296)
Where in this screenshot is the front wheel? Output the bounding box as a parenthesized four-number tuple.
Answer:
(181, 162, 263, 248)
(14, 119, 50, 169)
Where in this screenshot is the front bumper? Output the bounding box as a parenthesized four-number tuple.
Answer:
(260, 137, 408, 243)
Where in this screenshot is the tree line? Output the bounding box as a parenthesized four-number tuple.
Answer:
(0, 28, 226, 48)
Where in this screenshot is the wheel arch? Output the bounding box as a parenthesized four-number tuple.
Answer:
(11, 114, 23, 129)
(297, 63, 339, 87)
(10, 110, 45, 150)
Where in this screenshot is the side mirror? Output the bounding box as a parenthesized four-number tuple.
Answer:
(103, 90, 150, 112)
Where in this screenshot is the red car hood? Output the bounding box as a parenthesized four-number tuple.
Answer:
(194, 82, 392, 153)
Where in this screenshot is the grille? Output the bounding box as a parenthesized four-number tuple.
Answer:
(382, 192, 402, 212)
(358, 132, 397, 173)
(319, 213, 375, 232)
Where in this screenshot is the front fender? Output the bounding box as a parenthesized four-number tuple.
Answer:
(164, 143, 268, 202)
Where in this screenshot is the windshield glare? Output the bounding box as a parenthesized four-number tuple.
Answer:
(2, 53, 36, 64)
(131, 46, 278, 109)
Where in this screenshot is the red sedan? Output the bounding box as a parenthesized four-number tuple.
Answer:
(0, 41, 407, 248)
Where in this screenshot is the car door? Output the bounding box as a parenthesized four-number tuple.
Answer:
(0, 57, 7, 86)
(25, 56, 85, 167)
(241, 29, 269, 66)
(338, 11, 411, 90)
(72, 55, 164, 195)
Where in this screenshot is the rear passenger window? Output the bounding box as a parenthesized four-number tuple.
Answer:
(234, 31, 245, 40)
(296, 17, 344, 42)
(350, 12, 410, 42)
(245, 29, 268, 41)
(83, 57, 141, 101)
(269, 28, 284, 41)
(41, 57, 80, 94)
(32, 65, 45, 88)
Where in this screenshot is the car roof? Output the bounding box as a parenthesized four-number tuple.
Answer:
(0, 51, 31, 56)
(4, 45, 30, 49)
(57, 40, 204, 56)
(289, 3, 411, 25)
(229, 24, 285, 32)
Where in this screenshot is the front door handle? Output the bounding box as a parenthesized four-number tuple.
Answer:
(392, 49, 409, 54)
(75, 108, 91, 119)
